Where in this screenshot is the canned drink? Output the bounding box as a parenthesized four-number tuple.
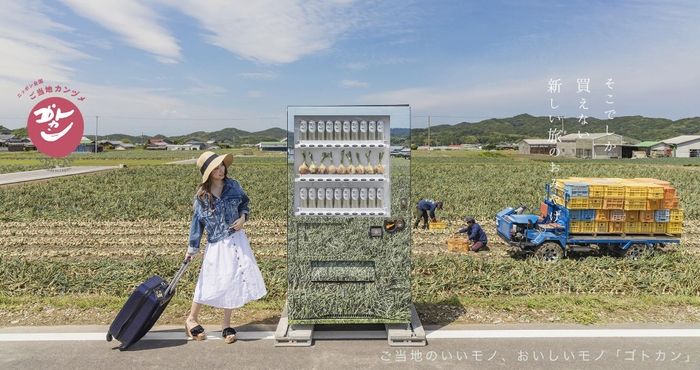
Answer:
(334, 188, 342, 208)
(368, 188, 376, 208)
(334, 121, 342, 141)
(299, 187, 308, 208)
(368, 121, 376, 141)
(317, 120, 325, 141)
(317, 188, 325, 208)
(343, 121, 351, 141)
(360, 188, 368, 208)
(376, 187, 383, 209)
(343, 188, 351, 208)
(351, 121, 359, 141)
(376, 120, 384, 141)
(308, 121, 316, 141)
(360, 120, 368, 141)
(299, 120, 308, 141)
(308, 187, 317, 208)
(325, 188, 333, 208)
(351, 188, 359, 209)
(325, 121, 334, 141)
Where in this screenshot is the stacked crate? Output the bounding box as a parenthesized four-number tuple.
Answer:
(553, 177, 682, 235)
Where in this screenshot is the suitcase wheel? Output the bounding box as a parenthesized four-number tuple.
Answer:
(106, 333, 113, 342)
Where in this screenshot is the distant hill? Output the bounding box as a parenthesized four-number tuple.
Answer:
(410, 114, 700, 145)
(94, 127, 291, 145)
(0, 125, 11, 134)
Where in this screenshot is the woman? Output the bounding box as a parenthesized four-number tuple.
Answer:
(184, 151, 267, 344)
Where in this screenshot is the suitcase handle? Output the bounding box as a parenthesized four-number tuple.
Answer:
(164, 259, 190, 297)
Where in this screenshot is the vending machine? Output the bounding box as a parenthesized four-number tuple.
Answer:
(275, 105, 425, 347)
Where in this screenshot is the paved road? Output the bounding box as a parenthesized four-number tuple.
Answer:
(0, 166, 120, 185)
(1, 324, 699, 370)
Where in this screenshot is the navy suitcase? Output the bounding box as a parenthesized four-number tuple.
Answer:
(106, 260, 190, 350)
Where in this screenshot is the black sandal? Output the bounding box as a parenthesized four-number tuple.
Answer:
(222, 327, 237, 344)
(185, 324, 206, 341)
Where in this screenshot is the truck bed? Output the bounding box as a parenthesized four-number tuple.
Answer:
(567, 234, 681, 244)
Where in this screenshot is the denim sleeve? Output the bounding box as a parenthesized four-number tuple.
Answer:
(188, 198, 204, 254)
(429, 203, 437, 219)
(238, 184, 251, 221)
(458, 227, 469, 234)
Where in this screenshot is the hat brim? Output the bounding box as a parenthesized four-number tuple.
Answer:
(201, 153, 233, 183)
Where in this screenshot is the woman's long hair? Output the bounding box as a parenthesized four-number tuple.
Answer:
(196, 166, 228, 211)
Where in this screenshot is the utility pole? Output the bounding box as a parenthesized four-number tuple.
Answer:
(427, 115, 431, 153)
(95, 116, 98, 154)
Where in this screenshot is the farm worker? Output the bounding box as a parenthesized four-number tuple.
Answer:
(454, 216, 489, 252)
(413, 199, 443, 229)
(185, 151, 267, 344)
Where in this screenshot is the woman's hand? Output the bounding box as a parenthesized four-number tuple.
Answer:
(230, 215, 246, 231)
(185, 252, 197, 262)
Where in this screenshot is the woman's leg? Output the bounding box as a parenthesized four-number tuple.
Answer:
(222, 308, 236, 343)
(185, 301, 206, 340)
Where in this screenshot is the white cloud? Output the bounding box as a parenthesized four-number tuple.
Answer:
(247, 91, 264, 98)
(237, 72, 279, 80)
(339, 80, 369, 88)
(58, 0, 182, 63)
(344, 57, 417, 70)
(163, 0, 363, 64)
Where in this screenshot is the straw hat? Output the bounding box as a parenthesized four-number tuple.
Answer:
(196, 151, 233, 183)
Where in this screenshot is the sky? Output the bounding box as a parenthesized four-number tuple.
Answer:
(1, 0, 699, 136)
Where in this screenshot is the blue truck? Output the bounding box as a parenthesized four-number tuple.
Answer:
(495, 184, 681, 261)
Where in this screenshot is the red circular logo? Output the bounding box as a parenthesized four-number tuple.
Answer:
(27, 97, 84, 158)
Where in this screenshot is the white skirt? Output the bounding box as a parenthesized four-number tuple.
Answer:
(193, 230, 267, 309)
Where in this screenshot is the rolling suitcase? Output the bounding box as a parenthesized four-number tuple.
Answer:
(106, 260, 190, 350)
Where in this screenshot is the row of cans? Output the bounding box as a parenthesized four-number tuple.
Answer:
(299, 187, 384, 209)
(299, 120, 385, 141)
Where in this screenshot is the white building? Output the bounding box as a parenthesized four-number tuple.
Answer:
(661, 135, 700, 157)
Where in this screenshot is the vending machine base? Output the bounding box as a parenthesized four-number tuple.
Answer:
(274, 302, 426, 347)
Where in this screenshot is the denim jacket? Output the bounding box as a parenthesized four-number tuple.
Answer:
(188, 178, 250, 254)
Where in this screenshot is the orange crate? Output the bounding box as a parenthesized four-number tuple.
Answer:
(624, 199, 647, 211)
(588, 198, 603, 209)
(666, 222, 682, 235)
(663, 187, 676, 199)
(594, 221, 609, 233)
(595, 210, 610, 221)
(639, 210, 655, 222)
(568, 198, 589, 210)
(639, 222, 654, 233)
(626, 211, 640, 222)
(646, 185, 664, 200)
(447, 238, 471, 252)
(609, 222, 624, 233)
(603, 198, 625, 210)
(634, 178, 671, 186)
(662, 197, 679, 209)
(670, 209, 683, 222)
(646, 199, 662, 210)
(653, 222, 667, 234)
(624, 222, 640, 233)
(610, 210, 626, 221)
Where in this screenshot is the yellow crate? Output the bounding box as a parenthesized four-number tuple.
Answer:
(670, 209, 684, 222)
(555, 179, 566, 190)
(624, 199, 647, 211)
(588, 185, 606, 198)
(646, 199, 662, 210)
(625, 211, 640, 222)
(447, 238, 470, 252)
(666, 222, 682, 235)
(579, 221, 595, 233)
(604, 186, 625, 198)
(569, 221, 581, 233)
(553, 195, 565, 206)
(594, 221, 609, 233)
(646, 184, 665, 200)
(653, 222, 667, 234)
(624, 221, 640, 233)
(595, 210, 610, 221)
(639, 222, 654, 233)
(609, 222, 624, 233)
(624, 184, 648, 199)
(567, 198, 589, 210)
(429, 221, 446, 230)
(588, 198, 603, 209)
(603, 198, 625, 210)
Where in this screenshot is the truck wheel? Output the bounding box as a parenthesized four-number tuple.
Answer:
(535, 242, 563, 262)
(624, 243, 647, 260)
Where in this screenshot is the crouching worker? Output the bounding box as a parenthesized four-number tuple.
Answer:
(454, 216, 489, 252)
